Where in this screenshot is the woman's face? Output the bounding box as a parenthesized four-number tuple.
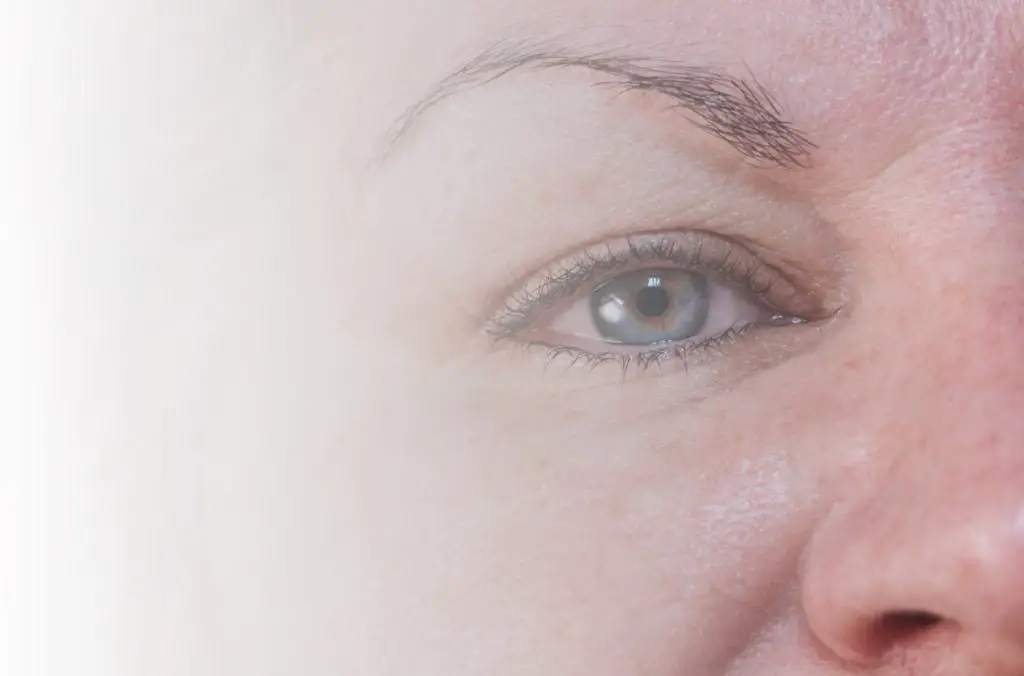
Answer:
(145, 0, 1024, 674)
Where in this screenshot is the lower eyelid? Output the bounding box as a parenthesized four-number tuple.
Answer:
(494, 319, 825, 394)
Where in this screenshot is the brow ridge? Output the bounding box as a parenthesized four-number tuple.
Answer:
(387, 40, 815, 168)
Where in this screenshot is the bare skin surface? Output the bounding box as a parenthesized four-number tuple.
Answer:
(7, 1, 1024, 675)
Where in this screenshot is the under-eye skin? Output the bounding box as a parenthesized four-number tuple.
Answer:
(487, 231, 830, 376)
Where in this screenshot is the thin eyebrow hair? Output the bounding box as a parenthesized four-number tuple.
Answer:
(386, 40, 815, 169)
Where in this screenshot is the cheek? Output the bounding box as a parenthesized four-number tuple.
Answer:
(342, 371, 827, 673)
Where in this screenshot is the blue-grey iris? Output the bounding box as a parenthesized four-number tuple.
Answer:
(589, 269, 710, 345)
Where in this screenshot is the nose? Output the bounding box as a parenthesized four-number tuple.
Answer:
(803, 460, 1024, 670)
(801, 302, 1024, 671)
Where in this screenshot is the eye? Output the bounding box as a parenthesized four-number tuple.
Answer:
(553, 267, 761, 346)
(488, 231, 828, 376)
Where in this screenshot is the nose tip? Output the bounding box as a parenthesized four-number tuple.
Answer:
(802, 497, 1024, 670)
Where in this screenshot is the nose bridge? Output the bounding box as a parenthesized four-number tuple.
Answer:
(871, 278, 1024, 548)
(873, 252, 1024, 503)
(869, 124, 1024, 450)
(904, 296, 1024, 443)
(800, 134, 1024, 666)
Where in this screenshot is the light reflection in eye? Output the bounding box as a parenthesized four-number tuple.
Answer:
(596, 295, 627, 324)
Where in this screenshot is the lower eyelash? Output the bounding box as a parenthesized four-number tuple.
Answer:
(512, 325, 753, 377)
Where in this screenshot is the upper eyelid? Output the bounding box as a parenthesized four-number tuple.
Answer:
(486, 231, 801, 338)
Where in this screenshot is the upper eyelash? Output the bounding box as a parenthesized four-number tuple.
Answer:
(486, 231, 779, 339)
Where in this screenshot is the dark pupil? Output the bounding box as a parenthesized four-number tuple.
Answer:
(634, 284, 671, 318)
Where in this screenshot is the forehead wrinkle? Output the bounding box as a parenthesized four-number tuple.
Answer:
(759, 0, 1024, 190)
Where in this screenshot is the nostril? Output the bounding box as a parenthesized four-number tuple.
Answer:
(873, 610, 945, 652)
(880, 610, 943, 634)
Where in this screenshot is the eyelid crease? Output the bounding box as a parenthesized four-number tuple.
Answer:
(486, 230, 824, 341)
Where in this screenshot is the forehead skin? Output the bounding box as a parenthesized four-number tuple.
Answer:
(354, 0, 1024, 170)
(345, 0, 1024, 286)
(59, 0, 1023, 675)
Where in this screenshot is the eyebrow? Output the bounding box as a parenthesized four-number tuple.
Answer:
(387, 41, 815, 169)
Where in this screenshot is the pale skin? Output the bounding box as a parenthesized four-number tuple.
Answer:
(6, 0, 1024, 675)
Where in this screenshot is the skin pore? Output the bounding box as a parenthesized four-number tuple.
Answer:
(14, 0, 1024, 674)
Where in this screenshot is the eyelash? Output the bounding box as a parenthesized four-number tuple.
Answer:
(487, 231, 815, 374)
